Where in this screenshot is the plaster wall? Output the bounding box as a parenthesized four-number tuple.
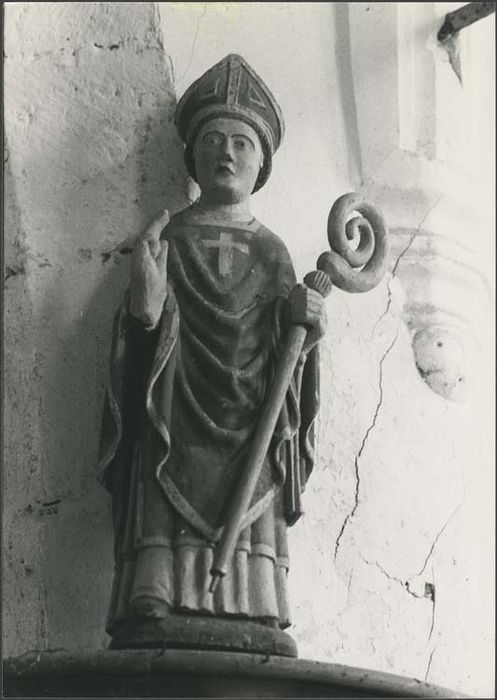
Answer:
(4, 0, 187, 654)
(4, 3, 494, 698)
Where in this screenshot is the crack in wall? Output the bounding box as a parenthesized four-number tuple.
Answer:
(395, 195, 445, 278)
(360, 556, 425, 600)
(370, 195, 446, 341)
(361, 556, 439, 676)
(334, 327, 399, 560)
(370, 281, 394, 340)
(362, 501, 462, 596)
(425, 643, 438, 681)
(360, 499, 463, 652)
(428, 565, 436, 642)
(173, 3, 208, 88)
(414, 500, 463, 578)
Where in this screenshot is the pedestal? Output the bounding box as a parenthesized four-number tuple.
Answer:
(109, 613, 297, 657)
(4, 650, 467, 698)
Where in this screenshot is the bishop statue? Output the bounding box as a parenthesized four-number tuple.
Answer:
(98, 54, 326, 656)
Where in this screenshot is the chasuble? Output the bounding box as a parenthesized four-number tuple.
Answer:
(98, 206, 319, 630)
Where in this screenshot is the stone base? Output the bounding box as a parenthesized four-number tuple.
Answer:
(109, 613, 297, 657)
(4, 650, 467, 698)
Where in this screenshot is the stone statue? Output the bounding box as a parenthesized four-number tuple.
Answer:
(97, 54, 326, 656)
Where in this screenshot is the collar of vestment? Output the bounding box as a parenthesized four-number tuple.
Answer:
(181, 204, 261, 232)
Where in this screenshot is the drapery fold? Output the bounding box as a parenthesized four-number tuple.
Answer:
(97, 209, 319, 629)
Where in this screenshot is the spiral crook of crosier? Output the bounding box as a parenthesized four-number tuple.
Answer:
(317, 192, 389, 293)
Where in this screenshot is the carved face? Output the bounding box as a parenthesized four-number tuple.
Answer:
(192, 117, 264, 204)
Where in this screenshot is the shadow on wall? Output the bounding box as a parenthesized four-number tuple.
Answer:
(35, 90, 188, 650)
(333, 2, 363, 186)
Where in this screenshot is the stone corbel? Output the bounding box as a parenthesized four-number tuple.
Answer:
(384, 196, 491, 403)
(344, 2, 493, 401)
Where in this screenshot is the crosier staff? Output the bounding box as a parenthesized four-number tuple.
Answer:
(209, 192, 390, 594)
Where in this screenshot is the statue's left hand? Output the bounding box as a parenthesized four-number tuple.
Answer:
(288, 284, 327, 353)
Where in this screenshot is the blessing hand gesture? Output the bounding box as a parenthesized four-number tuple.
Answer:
(129, 210, 170, 328)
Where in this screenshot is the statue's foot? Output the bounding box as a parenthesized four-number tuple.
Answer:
(127, 596, 170, 619)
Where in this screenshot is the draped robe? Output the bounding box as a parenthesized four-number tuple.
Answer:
(98, 207, 319, 631)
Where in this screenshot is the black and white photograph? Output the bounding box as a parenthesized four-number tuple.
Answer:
(3, 2, 495, 698)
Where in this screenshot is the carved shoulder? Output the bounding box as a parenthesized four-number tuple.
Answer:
(256, 223, 293, 259)
(159, 209, 187, 242)
(255, 224, 296, 291)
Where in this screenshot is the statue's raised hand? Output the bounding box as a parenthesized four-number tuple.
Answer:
(129, 210, 170, 328)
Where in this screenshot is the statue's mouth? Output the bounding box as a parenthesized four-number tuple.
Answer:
(215, 165, 235, 175)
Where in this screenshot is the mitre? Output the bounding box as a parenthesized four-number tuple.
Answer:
(175, 53, 285, 192)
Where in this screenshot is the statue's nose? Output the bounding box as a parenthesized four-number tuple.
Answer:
(219, 139, 235, 161)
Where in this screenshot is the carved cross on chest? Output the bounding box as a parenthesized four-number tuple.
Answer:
(201, 233, 250, 277)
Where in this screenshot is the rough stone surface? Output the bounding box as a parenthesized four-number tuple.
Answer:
(4, 3, 494, 699)
(4, 1, 187, 656)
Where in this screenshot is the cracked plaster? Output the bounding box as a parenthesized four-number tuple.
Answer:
(334, 326, 400, 559)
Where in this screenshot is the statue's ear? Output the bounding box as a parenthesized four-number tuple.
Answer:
(186, 176, 200, 204)
(184, 142, 197, 183)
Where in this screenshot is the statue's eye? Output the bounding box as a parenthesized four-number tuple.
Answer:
(203, 134, 221, 146)
(235, 138, 254, 152)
